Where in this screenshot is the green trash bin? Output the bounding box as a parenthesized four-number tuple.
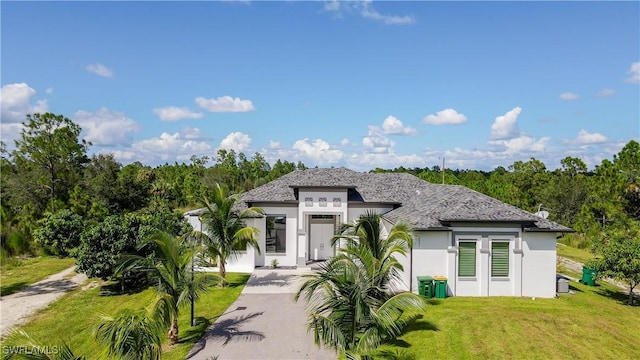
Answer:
(434, 276, 448, 298)
(581, 266, 598, 286)
(417, 276, 434, 298)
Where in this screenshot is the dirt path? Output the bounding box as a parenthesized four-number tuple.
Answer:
(0, 266, 87, 337)
(557, 255, 639, 296)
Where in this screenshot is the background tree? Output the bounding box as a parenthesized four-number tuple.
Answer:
(33, 209, 84, 256)
(198, 183, 263, 282)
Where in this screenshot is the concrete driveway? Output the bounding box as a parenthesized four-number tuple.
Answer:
(186, 268, 336, 360)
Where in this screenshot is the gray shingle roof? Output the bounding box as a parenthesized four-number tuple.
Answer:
(235, 167, 572, 232)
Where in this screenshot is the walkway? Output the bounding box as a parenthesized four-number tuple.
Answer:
(186, 268, 336, 360)
(0, 266, 88, 336)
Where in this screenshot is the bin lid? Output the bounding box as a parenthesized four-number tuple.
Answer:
(417, 276, 434, 281)
(434, 276, 448, 280)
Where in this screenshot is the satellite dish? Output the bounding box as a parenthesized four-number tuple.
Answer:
(534, 211, 549, 219)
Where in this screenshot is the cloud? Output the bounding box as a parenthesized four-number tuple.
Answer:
(269, 140, 281, 149)
(559, 92, 579, 101)
(596, 88, 615, 97)
(45, 88, 53, 95)
(626, 62, 640, 84)
(489, 135, 550, 154)
(380, 115, 417, 135)
(153, 106, 203, 121)
(363, 127, 394, 154)
(219, 132, 252, 152)
(73, 108, 140, 146)
(195, 96, 255, 112)
(0, 83, 49, 123)
(118, 129, 213, 164)
(489, 107, 521, 140)
(85, 63, 113, 77)
(180, 126, 211, 141)
(323, 0, 414, 25)
(292, 138, 344, 164)
(576, 129, 607, 144)
(422, 108, 467, 125)
(340, 138, 350, 146)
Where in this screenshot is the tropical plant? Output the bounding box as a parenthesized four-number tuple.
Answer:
(116, 232, 213, 345)
(1, 330, 85, 360)
(295, 212, 426, 358)
(198, 183, 263, 282)
(95, 307, 164, 360)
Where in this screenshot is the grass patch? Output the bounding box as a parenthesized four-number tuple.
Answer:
(3, 272, 249, 358)
(1, 257, 76, 296)
(557, 243, 595, 264)
(382, 280, 640, 359)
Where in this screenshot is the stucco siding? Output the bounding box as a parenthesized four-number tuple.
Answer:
(411, 231, 450, 293)
(522, 232, 557, 298)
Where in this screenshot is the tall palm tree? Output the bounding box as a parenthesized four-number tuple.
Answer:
(198, 183, 263, 282)
(295, 212, 426, 359)
(95, 307, 164, 360)
(116, 232, 211, 345)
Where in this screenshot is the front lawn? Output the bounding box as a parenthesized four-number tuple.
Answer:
(3, 273, 250, 358)
(382, 279, 640, 359)
(557, 243, 595, 264)
(0, 257, 77, 296)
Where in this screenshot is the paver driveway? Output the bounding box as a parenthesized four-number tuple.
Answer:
(186, 268, 336, 360)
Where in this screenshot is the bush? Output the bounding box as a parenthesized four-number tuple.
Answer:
(32, 209, 84, 256)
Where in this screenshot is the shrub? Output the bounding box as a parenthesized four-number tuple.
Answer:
(33, 209, 84, 256)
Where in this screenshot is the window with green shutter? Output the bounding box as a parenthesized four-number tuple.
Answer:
(458, 242, 476, 277)
(491, 242, 509, 277)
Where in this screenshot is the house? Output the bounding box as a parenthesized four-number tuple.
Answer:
(185, 168, 572, 298)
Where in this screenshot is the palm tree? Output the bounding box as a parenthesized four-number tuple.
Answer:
(116, 232, 212, 345)
(95, 307, 164, 360)
(198, 183, 263, 282)
(2, 330, 85, 360)
(295, 212, 426, 358)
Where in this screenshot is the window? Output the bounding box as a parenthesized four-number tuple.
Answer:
(332, 197, 342, 207)
(458, 242, 476, 277)
(491, 242, 509, 277)
(319, 197, 327, 207)
(266, 216, 286, 253)
(304, 197, 313, 207)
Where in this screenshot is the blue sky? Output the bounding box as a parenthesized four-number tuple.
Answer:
(1, 1, 639, 171)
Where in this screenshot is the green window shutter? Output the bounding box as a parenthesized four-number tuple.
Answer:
(491, 242, 509, 277)
(458, 242, 476, 277)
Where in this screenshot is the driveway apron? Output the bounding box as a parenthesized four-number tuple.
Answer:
(187, 268, 336, 360)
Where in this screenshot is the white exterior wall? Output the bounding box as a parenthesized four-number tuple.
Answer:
(411, 231, 450, 293)
(224, 217, 261, 273)
(297, 189, 348, 265)
(521, 232, 557, 298)
(260, 205, 299, 267)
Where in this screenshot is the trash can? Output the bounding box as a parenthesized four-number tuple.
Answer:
(580, 266, 598, 286)
(434, 276, 448, 298)
(417, 276, 434, 298)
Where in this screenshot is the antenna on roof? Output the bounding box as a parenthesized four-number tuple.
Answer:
(534, 204, 549, 219)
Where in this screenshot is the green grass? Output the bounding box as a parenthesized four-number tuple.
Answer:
(383, 280, 640, 359)
(3, 273, 250, 358)
(557, 243, 595, 264)
(0, 257, 77, 296)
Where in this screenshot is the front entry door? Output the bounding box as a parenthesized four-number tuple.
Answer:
(309, 216, 335, 261)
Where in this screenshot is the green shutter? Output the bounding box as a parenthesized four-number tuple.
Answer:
(458, 242, 476, 277)
(491, 242, 509, 277)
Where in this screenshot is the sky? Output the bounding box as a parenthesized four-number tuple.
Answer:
(1, 0, 639, 171)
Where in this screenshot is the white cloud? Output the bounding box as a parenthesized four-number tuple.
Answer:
(489, 107, 521, 140)
(73, 108, 140, 146)
(422, 108, 467, 125)
(340, 138, 350, 146)
(180, 126, 210, 140)
(153, 106, 203, 122)
(323, 0, 414, 25)
(559, 92, 579, 101)
(348, 152, 426, 170)
(124, 129, 213, 163)
(219, 132, 252, 152)
(596, 88, 615, 97)
(85, 63, 113, 77)
(45, 88, 53, 95)
(380, 115, 417, 135)
(269, 140, 281, 149)
(576, 129, 607, 144)
(292, 138, 344, 164)
(0, 83, 49, 123)
(195, 96, 255, 112)
(363, 127, 394, 154)
(489, 135, 550, 154)
(626, 62, 640, 84)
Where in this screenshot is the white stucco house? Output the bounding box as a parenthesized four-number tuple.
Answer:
(186, 168, 572, 298)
